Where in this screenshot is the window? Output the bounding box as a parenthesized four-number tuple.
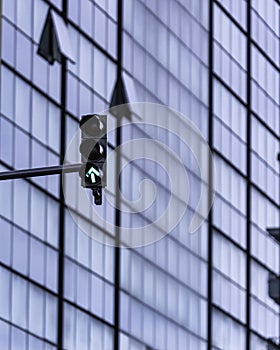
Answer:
(16, 31, 32, 78)
(0, 320, 9, 350)
(212, 309, 246, 350)
(12, 227, 28, 274)
(11, 326, 27, 350)
(0, 117, 14, 166)
(29, 284, 44, 336)
(45, 293, 57, 342)
(12, 274, 27, 328)
(13, 180, 29, 230)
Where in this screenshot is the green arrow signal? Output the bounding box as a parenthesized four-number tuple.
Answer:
(86, 167, 100, 184)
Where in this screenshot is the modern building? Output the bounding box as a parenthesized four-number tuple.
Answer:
(0, 0, 279, 349)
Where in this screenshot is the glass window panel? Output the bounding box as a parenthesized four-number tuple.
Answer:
(30, 237, 45, 284)
(76, 309, 89, 350)
(143, 307, 154, 346)
(130, 298, 142, 339)
(0, 268, 11, 320)
(90, 317, 108, 350)
(120, 249, 130, 291)
(33, 0, 49, 43)
(167, 279, 179, 322)
(106, 58, 116, 101)
(11, 326, 26, 350)
(64, 210, 76, 258)
(12, 274, 27, 327)
(29, 284, 44, 336)
(119, 332, 130, 350)
(77, 230, 90, 266)
(64, 258, 76, 300)
(28, 335, 44, 350)
(12, 227, 28, 274)
(77, 266, 90, 309)
(93, 49, 106, 97)
(14, 128, 30, 169)
(131, 253, 142, 297)
(48, 102, 61, 153)
(80, 0, 93, 33)
(3, 0, 16, 21)
(15, 77, 31, 132)
(133, 0, 145, 45)
(67, 25, 79, 75)
(16, 31, 32, 78)
(79, 36, 92, 86)
(64, 302, 76, 349)
(49, 62, 61, 102)
(32, 91, 47, 143)
(91, 238, 104, 276)
(104, 245, 114, 283)
(108, 0, 117, 20)
(120, 291, 130, 332)
(13, 180, 29, 230)
(0, 176, 13, 220)
(104, 326, 114, 350)
(0, 219, 11, 264)
(68, 0, 79, 23)
(104, 282, 114, 323)
(79, 83, 92, 116)
(16, 0, 32, 36)
(155, 270, 166, 313)
(94, 6, 107, 48)
(2, 19, 15, 64)
(33, 44, 48, 90)
(1, 66, 15, 119)
(108, 19, 117, 57)
(213, 309, 246, 349)
(45, 293, 57, 342)
(0, 117, 14, 166)
(91, 273, 104, 318)
(0, 320, 10, 349)
(30, 186, 46, 239)
(66, 73, 78, 115)
(46, 247, 58, 291)
(47, 197, 59, 247)
(167, 321, 178, 350)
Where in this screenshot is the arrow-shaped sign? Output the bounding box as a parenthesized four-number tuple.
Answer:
(86, 167, 100, 184)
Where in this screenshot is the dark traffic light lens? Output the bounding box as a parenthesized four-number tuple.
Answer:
(89, 143, 105, 161)
(79, 140, 105, 161)
(80, 115, 104, 137)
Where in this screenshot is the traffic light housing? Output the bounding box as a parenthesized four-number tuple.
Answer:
(79, 114, 107, 205)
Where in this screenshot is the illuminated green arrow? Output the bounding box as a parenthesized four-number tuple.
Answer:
(86, 167, 100, 184)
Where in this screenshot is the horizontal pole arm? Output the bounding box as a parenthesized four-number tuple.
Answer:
(0, 163, 81, 181)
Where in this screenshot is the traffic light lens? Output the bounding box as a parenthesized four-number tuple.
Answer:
(80, 164, 103, 186)
(80, 116, 104, 137)
(86, 165, 102, 184)
(79, 140, 105, 161)
(90, 143, 104, 160)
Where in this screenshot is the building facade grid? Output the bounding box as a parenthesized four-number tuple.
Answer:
(0, 0, 279, 349)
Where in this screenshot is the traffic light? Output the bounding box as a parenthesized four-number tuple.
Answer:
(79, 114, 107, 205)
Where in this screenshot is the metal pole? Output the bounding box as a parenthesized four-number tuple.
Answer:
(114, 1, 124, 349)
(0, 163, 81, 181)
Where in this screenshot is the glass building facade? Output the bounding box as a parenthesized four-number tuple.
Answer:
(0, 0, 279, 349)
